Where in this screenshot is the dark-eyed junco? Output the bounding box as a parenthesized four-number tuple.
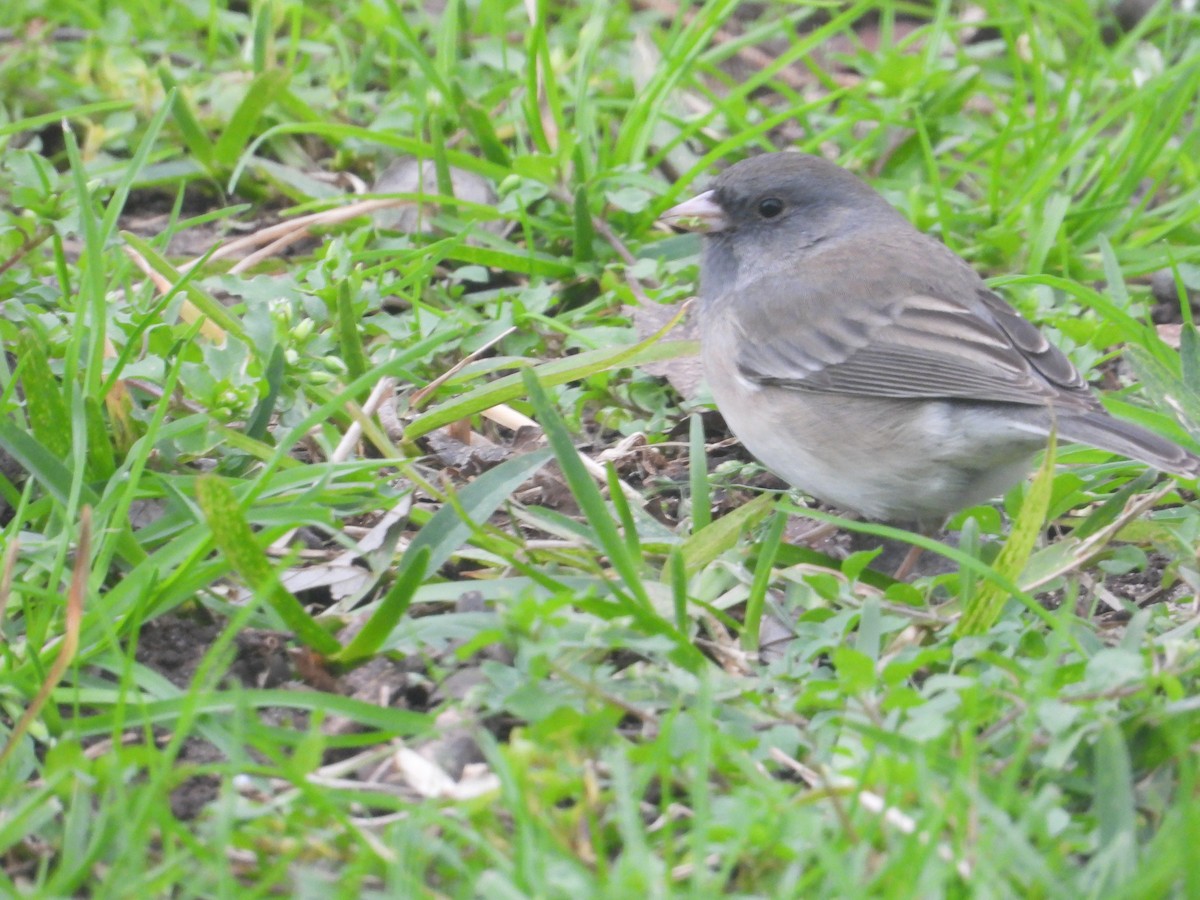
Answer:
(661, 152, 1199, 528)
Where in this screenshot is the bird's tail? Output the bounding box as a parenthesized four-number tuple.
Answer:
(1056, 412, 1200, 479)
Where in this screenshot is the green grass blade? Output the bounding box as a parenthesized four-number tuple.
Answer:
(667, 546, 689, 633)
(522, 369, 652, 613)
(0, 421, 91, 509)
(688, 413, 711, 532)
(119, 232, 250, 341)
(607, 463, 641, 563)
(572, 184, 596, 263)
(336, 280, 369, 382)
(334, 547, 429, 665)
(17, 332, 71, 461)
(679, 492, 775, 575)
(214, 69, 291, 170)
(956, 437, 1056, 637)
(0, 101, 132, 138)
(741, 510, 786, 653)
(158, 65, 215, 171)
(400, 449, 554, 577)
(406, 336, 693, 442)
(244, 345, 286, 443)
(194, 474, 341, 655)
(1092, 720, 1137, 889)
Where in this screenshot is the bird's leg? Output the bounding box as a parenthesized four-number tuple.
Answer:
(792, 520, 840, 545)
(892, 543, 926, 580)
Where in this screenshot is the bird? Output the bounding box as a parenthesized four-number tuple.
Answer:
(660, 152, 1199, 533)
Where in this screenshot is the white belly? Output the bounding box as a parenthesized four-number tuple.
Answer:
(704, 350, 1043, 525)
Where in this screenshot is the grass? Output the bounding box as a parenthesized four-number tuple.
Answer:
(1, 0, 1200, 895)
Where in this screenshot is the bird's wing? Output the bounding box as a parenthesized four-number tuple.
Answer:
(732, 281, 1100, 411)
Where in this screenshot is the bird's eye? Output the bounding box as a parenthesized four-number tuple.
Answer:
(757, 197, 784, 218)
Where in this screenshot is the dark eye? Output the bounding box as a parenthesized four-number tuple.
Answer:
(757, 197, 784, 218)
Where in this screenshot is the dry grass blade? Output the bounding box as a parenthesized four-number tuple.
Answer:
(122, 244, 228, 343)
(227, 228, 316, 274)
(266, 376, 402, 554)
(331, 376, 400, 464)
(179, 197, 411, 272)
(410, 326, 518, 409)
(1022, 482, 1182, 593)
(0, 507, 89, 770)
(0, 536, 17, 648)
(768, 746, 972, 879)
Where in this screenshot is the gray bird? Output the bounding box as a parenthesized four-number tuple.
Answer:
(661, 152, 1199, 528)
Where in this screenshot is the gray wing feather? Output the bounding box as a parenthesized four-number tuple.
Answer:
(734, 281, 1099, 411)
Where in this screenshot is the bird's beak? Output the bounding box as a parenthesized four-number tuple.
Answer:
(660, 190, 728, 232)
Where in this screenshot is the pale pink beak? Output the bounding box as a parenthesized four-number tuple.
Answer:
(660, 190, 728, 232)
